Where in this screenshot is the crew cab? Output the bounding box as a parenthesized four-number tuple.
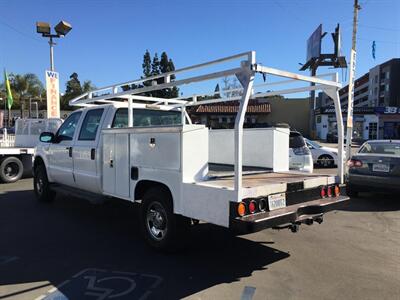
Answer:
(33, 52, 349, 250)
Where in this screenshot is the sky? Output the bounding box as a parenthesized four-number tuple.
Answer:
(0, 0, 399, 97)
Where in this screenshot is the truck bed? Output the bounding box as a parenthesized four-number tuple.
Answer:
(196, 164, 335, 194)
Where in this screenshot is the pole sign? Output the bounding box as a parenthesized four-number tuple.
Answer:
(45, 70, 60, 118)
(306, 24, 322, 62)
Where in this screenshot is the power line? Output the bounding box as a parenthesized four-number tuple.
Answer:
(359, 24, 400, 31)
(0, 19, 42, 43)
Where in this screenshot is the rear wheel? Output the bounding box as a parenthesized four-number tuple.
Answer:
(34, 164, 55, 202)
(318, 154, 334, 168)
(0, 157, 23, 183)
(140, 187, 189, 251)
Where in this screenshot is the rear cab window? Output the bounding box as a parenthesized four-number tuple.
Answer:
(112, 108, 181, 128)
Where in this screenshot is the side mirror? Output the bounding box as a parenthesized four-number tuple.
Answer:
(39, 132, 55, 143)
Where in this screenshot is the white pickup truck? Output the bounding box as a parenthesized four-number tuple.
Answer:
(33, 52, 349, 250)
(0, 118, 61, 183)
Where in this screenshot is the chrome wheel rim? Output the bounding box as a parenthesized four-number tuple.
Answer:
(146, 202, 168, 241)
(320, 157, 331, 167)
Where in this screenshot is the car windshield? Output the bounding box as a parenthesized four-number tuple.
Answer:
(359, 142, 400, 156)
(305, 139, 321, 149)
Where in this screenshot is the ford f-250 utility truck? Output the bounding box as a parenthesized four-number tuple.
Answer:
(33, 51, 349, 250)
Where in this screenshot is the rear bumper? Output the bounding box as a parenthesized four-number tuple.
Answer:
(348, 174, 400, 192)
(230, 195, 349, 234)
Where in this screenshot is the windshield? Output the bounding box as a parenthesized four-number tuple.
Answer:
(359, 142, 400, 156)
(305, 139, 321, 149)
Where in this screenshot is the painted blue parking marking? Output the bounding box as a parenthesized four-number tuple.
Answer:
(241, 286, 256, 300)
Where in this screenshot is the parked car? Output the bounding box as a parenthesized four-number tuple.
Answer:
(289, 131, 313, 173)
(304, 138, 338, 168)
(347, 140, 400, 196)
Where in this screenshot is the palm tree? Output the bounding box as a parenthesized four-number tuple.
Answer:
(9, 73, 44, 116)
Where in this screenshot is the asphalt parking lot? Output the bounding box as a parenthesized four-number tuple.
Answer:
(0, 178, 399, 300)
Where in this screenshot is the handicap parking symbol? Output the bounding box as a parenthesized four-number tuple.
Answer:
(39, 268, 163, 300)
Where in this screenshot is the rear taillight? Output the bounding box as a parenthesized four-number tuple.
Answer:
(258, 198, 267, 211)
(348, 159, 363, 168)
(334, 185, 340, 197)
(293, 146, 311, 155)
(249, 201, 257, 214)
(327, 186, 332, 197)
(237, 202, 246, 217)
(320, 187, 326, 198)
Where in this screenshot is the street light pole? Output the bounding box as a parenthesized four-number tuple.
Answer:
(49, 36, 55, 71)
(36, 21, 72, 72)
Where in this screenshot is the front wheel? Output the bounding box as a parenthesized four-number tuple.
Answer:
(0, 156, 23, 183)
(140, 187, 189, 251)
(33, 164, 55, 202)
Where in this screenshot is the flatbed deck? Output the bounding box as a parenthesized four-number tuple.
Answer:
(196, 165, 336, 197)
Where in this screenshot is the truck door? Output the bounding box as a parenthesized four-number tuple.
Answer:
(73, 108, 105, 194)
(48, 111, 82, 187)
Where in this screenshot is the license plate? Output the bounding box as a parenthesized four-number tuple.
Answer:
(268, 193, 286, 211)
(372, 163, 390, 172)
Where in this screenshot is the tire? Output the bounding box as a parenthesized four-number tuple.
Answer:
(140, 186, 189, 251)
(318, 154, 334, 168)
(0, 156, 23, 183)
(33, 164, 55, 202)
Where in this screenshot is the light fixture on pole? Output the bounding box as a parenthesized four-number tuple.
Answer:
(36, 21, 72, 71)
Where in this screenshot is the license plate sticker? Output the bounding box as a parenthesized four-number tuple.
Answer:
(372, 163, 390, 172)
(268, 193, 286, 211)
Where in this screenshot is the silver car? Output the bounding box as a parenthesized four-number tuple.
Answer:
(347, 140, 400, 197)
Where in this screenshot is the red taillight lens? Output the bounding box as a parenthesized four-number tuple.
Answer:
(237, 202, 246, 217)
(334, 185, 340, 197)
(320, 187, 326, 198)
(249, 201, 257, 214)
(348, 159, 363, 168)
(327, 186, 332, 197)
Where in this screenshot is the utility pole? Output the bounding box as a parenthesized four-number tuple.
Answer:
(345, 0, 361, 163)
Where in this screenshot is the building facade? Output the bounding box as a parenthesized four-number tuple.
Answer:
(316, 58, 400, 141)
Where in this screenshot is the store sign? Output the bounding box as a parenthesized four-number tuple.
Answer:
(375, 106, 400, 114)
(45, 70, 60, 118)
(319, 106, 375, 114)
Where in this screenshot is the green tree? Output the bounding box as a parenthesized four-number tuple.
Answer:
(142, 50, 152, 78)
(61, 73, 95, 109)
(6, 73, 44, 112)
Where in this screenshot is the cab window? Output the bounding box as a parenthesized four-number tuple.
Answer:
(56, 112, 82, 141)
(112, 108, 181, 128)
(79, 108, 104, 141)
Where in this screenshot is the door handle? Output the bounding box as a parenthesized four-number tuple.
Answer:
(66, 147, 72, 157)
(91, 148, 95, 160)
